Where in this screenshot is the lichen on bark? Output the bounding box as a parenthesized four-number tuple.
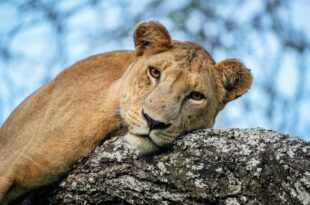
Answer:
(17, 128, 310, 205)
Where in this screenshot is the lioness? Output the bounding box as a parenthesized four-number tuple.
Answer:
(0, 21, 252, 204)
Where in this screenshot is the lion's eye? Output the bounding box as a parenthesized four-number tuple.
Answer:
(189, 91, 205, 101)
(148, 66, 161, 79)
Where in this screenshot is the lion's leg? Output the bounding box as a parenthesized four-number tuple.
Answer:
(0, 172, 14, 205)
(1, 185, 29, 205)
(0, 165, 28, 205)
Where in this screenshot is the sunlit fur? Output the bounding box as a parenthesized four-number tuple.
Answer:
(121, 43, 219, 153)
(0, 21, 252, 204)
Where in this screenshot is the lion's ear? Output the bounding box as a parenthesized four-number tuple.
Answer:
(134, 21, 172, 56)
(215, 59, 253, 104)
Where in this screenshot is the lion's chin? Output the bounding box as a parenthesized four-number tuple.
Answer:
(124, 132, 160, 155)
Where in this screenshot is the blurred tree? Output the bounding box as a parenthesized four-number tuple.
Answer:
(0, 0, 309, 139)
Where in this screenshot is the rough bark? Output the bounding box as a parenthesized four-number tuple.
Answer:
(17, 128, 309, 205)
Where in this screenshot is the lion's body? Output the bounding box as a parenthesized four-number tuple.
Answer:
(0, 51, 134, 203)
(0, 21, 252, 204)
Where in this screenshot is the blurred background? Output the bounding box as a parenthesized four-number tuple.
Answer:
(0, 0, 309, 140)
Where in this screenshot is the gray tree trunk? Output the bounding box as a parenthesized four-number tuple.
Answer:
(16, 128, 310, 205)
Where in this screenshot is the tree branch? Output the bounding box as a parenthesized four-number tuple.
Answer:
(15, 128, 310, 205)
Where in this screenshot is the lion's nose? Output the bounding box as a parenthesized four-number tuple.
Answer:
(142, 110, 171, 130)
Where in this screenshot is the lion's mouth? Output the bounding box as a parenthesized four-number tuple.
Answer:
(129, 132, 161, 146)
(137, 134, 150, 138)
(130, 132, 150, 139)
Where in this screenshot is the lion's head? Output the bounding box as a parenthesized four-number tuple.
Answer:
(119, 21, 252, 154)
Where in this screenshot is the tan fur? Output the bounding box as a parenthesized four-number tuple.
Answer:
(0, 21, 252, 204)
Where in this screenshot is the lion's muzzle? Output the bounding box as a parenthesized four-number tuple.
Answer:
(142, 109, 171, 131)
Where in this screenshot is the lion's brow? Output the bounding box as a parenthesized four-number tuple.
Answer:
(175, 50, 206, 73)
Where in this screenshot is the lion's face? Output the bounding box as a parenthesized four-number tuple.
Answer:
(119, 22, 253, 154)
